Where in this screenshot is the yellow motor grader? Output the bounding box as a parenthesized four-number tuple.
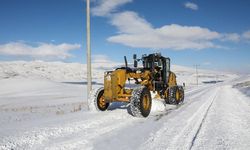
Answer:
(91, 53, 184, 117)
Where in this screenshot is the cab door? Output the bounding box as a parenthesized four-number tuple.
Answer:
(162, 58, 170, 85)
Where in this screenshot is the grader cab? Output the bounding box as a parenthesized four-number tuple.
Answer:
(90, 53, 184, 117)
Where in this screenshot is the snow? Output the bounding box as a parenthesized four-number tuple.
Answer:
(191, 85, 250, 149)
(0, 61, 236, 85)
(0, 61, 249, 150)
(0, 61, 121, 82)
(233, 75, 250, 97)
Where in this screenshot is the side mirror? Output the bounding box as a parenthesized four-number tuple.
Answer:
(133, 54, 137, 59)
(134, 60, 138, 68)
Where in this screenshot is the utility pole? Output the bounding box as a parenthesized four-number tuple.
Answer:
(194, 64, 200, 86)
(86, 0, 92, 110)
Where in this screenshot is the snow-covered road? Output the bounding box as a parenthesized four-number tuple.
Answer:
(142, 84, 250, 150)
(1, 77, 250, 150)
(91, 82, 250, 150)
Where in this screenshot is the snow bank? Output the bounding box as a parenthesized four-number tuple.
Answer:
(233, 75, 250, 97)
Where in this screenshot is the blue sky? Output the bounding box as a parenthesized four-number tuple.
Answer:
(0, 0, 250, 73)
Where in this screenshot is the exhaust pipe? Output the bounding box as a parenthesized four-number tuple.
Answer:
(124, 56, 128, 68)
(133, 54, 138, 68)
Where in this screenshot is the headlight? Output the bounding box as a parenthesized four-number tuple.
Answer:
(136, 70, 142, 74)
(106, 74, 111, 81)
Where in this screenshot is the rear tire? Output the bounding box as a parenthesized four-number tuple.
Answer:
(166, 86, 184, 105)
(130, 86, 152, 117)
(178, 86, 184, 104)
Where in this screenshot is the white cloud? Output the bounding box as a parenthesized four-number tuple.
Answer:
(91, 1, 242, 50)
(184, 2, 198, 10)
(107, 11, 226, 50)
(222, 33, 240, 42)
(203, 62, 211, 65)
(0, 42, 80, 60)
(242, 30, 250, 40)
(92, 54, 114, 63)
(110, 11, 152, 34)
(91, 0, 132, 16)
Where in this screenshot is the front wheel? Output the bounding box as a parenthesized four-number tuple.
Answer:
(130, 86, 152, 117)
(90, 87, 110, 111)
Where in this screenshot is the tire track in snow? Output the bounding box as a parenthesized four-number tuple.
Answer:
(168, 88, 220, 149)
(0, 84, 221, 150)
(0, 111, 139, 150)
(152, 84, 216, 121)
(140, 85, 221, 150)
(191, 85, 250, 149)
(82, 85, 217, 150)
(188, 88, 219, 150)
(39, 109, 140, 149)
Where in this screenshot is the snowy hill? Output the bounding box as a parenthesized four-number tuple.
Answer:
(0, 61, 237, 85)
(0, 61, 121, 82)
